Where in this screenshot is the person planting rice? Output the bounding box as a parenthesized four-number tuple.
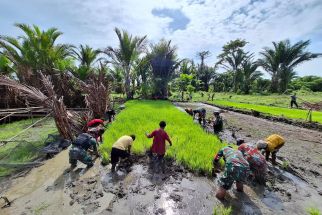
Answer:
(86, 118, 105, 143)
(184, 108, 193, 116)
(212, 111, 223, 133)
(146, 121, 172, 173)
(192, 108, 206, 126)
(237, 139, 267, 184)
(105, 109, 116, 122)
(257, 134, 285, 165)
(110, 135, 136, 172)
(212, 146, 250, 200)
(69, 132, 99, 169)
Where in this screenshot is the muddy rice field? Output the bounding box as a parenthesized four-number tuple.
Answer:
(1, 102, 322, 215)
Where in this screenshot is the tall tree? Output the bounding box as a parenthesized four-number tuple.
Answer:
(148, 39, 181, 99)
(216, 39, 248, 92)
(258, 40, 318, 93)
(241, 58, 262, 94)
(104, 28, 146, 99)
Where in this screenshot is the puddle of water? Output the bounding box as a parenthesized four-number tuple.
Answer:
(261, 190, 284, 211)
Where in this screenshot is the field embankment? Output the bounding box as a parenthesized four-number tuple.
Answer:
(0, 118, 57, 177)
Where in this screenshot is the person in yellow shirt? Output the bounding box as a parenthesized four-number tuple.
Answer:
(111, 135, 136, 172)
(257, 134, 285, 165)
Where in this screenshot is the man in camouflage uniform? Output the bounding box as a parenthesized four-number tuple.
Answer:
(69, 132, 98, 168)
(237, 139, 267, 184)
(213, 146, 250, 199)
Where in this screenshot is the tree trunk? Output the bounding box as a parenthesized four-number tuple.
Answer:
(124, 67, 132, 99)
(270, 73, 279, 93)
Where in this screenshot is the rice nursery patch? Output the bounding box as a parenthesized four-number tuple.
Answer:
(100, 100, 226, 174)
(208, 100, 322, 124)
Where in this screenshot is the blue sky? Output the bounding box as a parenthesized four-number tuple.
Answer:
(1, 0, 322, 77)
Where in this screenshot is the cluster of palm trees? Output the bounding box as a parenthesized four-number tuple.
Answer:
(196, 39, 319, 94)
(0, 23, 320, 107)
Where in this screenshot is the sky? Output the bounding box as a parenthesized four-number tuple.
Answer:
(1, 0, 322, 77)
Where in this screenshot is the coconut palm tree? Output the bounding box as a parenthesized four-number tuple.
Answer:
(0, 23, 73, 87)
(148, 39, 181, 99)
(216, 39, 248, 92)
(258, 40, 318, 93)
(103, 28, 146, 99)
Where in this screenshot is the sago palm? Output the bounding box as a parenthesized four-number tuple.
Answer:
(0, 23, 73, 86)
(148, 39, 182, 98)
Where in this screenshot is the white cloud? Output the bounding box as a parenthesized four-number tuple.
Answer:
(0, 0, 321, 76)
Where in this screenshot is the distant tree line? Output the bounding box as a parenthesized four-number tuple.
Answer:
(0, 24, 321, 107)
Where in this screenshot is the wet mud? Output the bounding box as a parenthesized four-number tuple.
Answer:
(1, 102, 322, 214)
(174, 102, 322, 214)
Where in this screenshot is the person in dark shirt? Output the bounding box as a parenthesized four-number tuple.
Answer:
(69, 132, 98, 168)
(212, 111, 223, 133)
(290, 93, 298, 108)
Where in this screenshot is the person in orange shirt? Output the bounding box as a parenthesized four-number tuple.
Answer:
(257, 134, 285, 165)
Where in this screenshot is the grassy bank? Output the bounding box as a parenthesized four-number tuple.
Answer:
(100, 100, 225, 173)
(204, 100, 322, 124)
(191, 92, 322, 108)
(0, 118, 57, 177)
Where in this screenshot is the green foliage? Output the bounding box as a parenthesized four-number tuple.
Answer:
(100, 100, 225, 173)
(307, 207, 321, 215)
(258, 40, 318, 93)
(290, 76, 322, 92)
(213, 205, 232, 215)
(148, 40, 180, 98)
(104, 28, 147, 99)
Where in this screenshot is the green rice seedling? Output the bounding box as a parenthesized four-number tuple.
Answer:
(100, 100, 226, 174)
(307, 207, 321, 215)
(213, 205, 232, 215)
(205, 100, 322, 124)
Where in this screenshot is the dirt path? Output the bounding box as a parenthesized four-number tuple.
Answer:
(1, 102, 322, 215)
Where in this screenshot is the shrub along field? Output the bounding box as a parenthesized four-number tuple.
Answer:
(100, 100, 226, 174)
(0, 118, 57, 176)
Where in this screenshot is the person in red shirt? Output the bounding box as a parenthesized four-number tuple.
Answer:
(146, 121, 172, 173)
(86, 119, 105, 143)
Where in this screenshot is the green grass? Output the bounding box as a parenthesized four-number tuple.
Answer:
(204, 99, 322, 124)
(213, 205, 232, 215)
(307, 207, 321, 215)
(0, 118, 57, 177)
(192, 92, 322, 108)
(100, 100, 226, 173)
